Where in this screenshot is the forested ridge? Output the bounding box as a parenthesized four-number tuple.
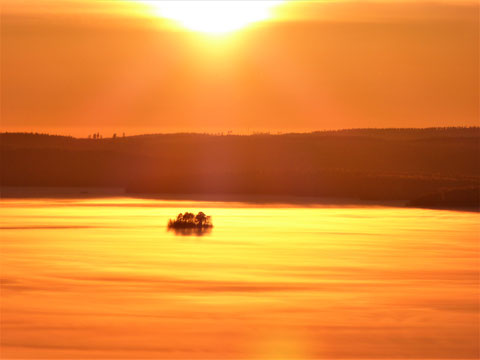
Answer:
(2, 128, 479, 208)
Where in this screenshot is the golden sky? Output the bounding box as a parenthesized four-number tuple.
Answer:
(1, 0, 479, 136)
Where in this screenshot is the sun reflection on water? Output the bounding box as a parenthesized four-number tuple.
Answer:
(1, 198, 479, 359)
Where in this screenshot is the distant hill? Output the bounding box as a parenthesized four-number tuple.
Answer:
(408, 187, 480, 211)
(1, 128, 479, 208)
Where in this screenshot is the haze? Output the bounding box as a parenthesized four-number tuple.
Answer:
(1, 0, 478, 136)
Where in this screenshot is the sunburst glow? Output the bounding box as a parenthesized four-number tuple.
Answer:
(139, 0, 284, 34)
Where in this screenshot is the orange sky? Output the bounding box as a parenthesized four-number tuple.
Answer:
(1, 0, 479, 136)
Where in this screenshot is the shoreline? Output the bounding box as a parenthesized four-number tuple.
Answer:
(0, 186, 405, 207)
(1, 186, 478, 212)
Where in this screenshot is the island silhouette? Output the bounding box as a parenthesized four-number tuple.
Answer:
(167, 212, 213, 236)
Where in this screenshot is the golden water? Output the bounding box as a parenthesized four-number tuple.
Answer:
(1, 198, 479, 359)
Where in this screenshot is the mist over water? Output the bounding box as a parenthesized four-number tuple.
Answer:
(1, 198, 479, 359)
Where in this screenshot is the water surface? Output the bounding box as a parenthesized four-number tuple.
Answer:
(1, 198, 479, 359)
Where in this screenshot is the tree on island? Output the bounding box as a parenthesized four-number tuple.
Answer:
(168, 212, 213, 229)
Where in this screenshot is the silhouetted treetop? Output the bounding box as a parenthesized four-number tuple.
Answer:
(168, 212, 213, 229)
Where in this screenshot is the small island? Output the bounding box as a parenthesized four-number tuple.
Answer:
(168, 212, 213, 229)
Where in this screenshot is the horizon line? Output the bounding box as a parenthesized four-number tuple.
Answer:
(1, 126, 480, 139)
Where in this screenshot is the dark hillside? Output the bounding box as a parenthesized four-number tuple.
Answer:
(2, 128, 479, 206)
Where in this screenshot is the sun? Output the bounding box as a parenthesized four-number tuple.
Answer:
(138, 0, 285, 35)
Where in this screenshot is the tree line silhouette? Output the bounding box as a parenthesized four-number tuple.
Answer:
(168, 212, 213, 229)
(1, 128, 478, 210)
(87, 133, 126, 139)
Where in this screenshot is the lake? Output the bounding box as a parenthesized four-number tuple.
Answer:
(1, 198, 479, 359)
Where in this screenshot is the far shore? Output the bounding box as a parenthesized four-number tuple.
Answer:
(2, 186, 478, 212)
(1, 186, 409, 208)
